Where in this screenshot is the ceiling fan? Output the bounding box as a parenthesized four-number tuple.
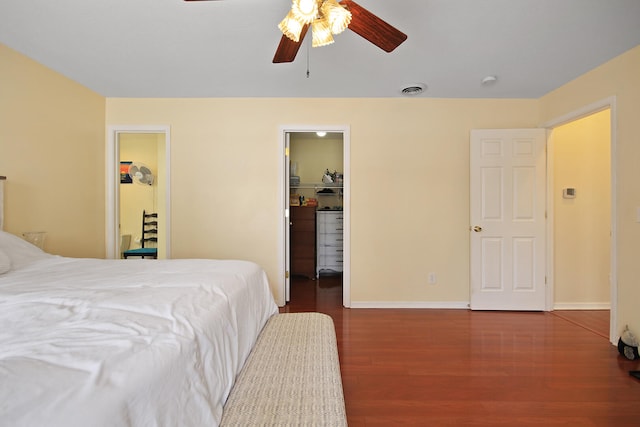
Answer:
(184, 0, 407, 63)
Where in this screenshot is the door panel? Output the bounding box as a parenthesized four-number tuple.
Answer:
(470, 129, 546, 310)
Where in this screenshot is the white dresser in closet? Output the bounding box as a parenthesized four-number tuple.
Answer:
(316, 210, 344, 277)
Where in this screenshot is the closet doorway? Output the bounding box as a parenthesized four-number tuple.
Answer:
(106, 126, 171, 260)
(280, 126, 351, 308)
(542, 97, 617, 343)
(546, 107, 613, 340)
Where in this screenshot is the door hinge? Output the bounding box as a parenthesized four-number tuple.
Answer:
(285, 147, 290, 156)
(285, 271, 290, 279)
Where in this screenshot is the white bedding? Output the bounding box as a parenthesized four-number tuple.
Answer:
(0, 231, 278, 427)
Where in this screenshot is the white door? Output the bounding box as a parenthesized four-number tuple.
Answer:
(470, 129, 546, 310)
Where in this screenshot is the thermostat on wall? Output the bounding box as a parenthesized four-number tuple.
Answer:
(562, 188, 576, 199)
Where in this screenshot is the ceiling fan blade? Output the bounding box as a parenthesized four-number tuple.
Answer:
(272, 24, 310, 63)
(340, 0, 407, 52)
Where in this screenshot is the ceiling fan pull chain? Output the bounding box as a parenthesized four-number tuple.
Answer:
(306, 35, 311, 78)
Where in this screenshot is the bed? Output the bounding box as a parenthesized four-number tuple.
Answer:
(0, 229, 278, 427)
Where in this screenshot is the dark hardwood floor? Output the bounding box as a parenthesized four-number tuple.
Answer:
(552, 309, 610, 340)
(280, 275, 640, 426)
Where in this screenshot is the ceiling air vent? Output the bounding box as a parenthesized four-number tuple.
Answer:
(400, 83, 427, 96)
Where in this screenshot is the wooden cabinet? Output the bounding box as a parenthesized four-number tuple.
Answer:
(290, 206, 316, 278)
(316, 211, 344, 276)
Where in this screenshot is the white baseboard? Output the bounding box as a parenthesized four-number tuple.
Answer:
(349, 302, 611, 310)
(350, 301, 469, 309)
(553, 302, 610, 310)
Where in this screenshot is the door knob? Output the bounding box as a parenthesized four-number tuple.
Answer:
(473, 226, 482, 232)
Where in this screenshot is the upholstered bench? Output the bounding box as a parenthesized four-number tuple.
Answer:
(220, 312, 347, 426)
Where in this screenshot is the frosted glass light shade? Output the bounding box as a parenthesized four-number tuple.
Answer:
(321, 0, 352, 34)
(278, 10, 305, 42)
(312, 17, 334, 47)
(292, 0, 319, 24)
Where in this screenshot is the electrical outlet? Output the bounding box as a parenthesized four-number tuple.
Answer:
(428, 272, 437, 285)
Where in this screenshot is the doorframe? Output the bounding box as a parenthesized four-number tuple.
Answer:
(106, 125, 171, 259)
(541, 96, 617, 344)
(278, 125, 351, 307)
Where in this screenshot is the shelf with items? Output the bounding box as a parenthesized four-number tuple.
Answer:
(290, 183, 343, 210)
(290, 183, 343, 191)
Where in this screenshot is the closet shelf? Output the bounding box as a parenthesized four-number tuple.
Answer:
(291, 183, 343, 190)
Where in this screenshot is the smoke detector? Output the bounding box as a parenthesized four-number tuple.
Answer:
(481, 75, 498, 86)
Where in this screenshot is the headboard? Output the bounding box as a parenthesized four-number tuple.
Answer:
(0, 176, 5, 230)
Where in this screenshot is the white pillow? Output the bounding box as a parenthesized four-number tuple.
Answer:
(0, 230, 53, 270)
(0, 248, 10, 274)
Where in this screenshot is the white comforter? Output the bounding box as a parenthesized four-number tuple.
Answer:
(0, 256, 278, 427)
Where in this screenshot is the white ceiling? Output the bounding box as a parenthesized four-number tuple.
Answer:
(1, 0, 639, 98)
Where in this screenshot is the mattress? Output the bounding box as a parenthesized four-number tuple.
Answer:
(0, 231, 278, 427)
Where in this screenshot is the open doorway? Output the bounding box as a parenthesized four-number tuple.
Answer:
(106, 126, 171, 260)
(549, 108, 612, 338)
(543, 97, 617, 343)
(289, 132, 344, 306)
(279, 125, 351, 308)
(119, 134, 163, 259)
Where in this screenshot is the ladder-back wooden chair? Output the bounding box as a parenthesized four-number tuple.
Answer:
(123, 211, 158, 259)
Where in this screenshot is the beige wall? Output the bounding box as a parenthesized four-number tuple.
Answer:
(4, 39, 639, 341)
(552, 109, 611, 307)
(0, 44, 105, 257)
(540, 44, 640, 338)
(106, 98, 539, 304)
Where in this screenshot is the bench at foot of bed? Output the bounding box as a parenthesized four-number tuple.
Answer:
(220, 312, 347, 427)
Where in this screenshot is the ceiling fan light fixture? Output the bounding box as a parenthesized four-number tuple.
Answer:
(278, 10, 305, 42)
(312, 16, 334, 47)
(321, 0, 352, 35)
(273, 0, 407, 63)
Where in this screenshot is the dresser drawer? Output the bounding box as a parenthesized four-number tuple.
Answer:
(291, 206, 317, 220)
(317, 219, 343, 234)
(322, 214, 343, 225)
(317, 255, 343, 271)
(318, 233, 343, 247)
(318, 246, 343, 258)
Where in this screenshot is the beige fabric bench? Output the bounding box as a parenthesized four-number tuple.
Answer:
(220, 313, 347, 426)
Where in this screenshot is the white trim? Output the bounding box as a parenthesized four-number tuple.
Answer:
(553, 303, 611, 310)
(351, 301, 469, 309)
(540, 97, 614, 129)
(0, 177, 5, 231)
(106, 125, 171, 259)
(278, 125, 351, 308)
(545, 129, 555, 312)
(541, 96, 617, 344)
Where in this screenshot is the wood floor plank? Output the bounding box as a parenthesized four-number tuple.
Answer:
(552, 309, 610, 339)
(280, 276, 640, 426)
